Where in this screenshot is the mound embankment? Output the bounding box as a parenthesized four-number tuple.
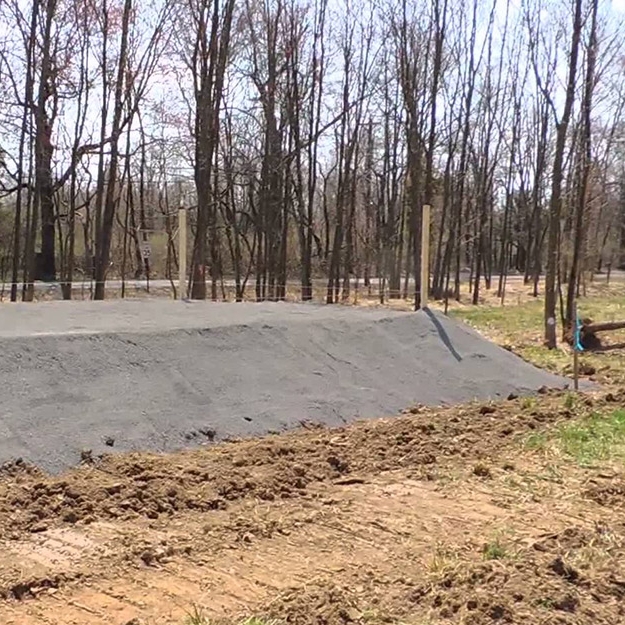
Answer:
(0, 300, 568, 471)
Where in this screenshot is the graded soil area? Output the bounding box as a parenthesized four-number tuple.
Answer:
(1, 390, 625, 624)
(0, 301, 567, 472)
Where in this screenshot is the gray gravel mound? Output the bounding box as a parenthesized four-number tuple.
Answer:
(0, 301, 569, 472)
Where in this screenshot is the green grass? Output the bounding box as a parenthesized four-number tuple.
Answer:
(451, 292, 625, 384)
(451, 300, 567, 372)
(184, 610, 280, 625)
(452, 300, 543, 343)
(185, 606, 211, 625)
(482, 537, 509, 561)
(527, 409, 625, 466)
(449, 292, 625, 335)
(563, 392, 577, 410)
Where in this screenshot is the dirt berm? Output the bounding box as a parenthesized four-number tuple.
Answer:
(0, 300, 567, 472)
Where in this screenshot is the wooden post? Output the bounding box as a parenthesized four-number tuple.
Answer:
(573, 301, 579, 391)
(178, 201, 187, 301)
(420, 204, 431, 310)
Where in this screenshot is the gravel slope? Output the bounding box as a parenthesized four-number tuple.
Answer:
(0, 301, 569, 472)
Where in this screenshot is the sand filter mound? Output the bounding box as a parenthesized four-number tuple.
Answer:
(0, 301, 568, 472)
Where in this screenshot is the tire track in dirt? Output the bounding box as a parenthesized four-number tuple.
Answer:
(0, 474, 562, 625)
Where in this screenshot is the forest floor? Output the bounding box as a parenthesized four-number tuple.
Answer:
(2, 280, 625, 625)
(450, 279, 625, 386)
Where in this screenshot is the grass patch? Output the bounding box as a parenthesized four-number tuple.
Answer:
(426, 543, 461, 577)
(534, 597, 555, 610)
(482, 537, 509, 561)
(185, 606, 211, 625)
(451, 292, 625, 384)
(527, 409, 625, 466)
(451, 300, 570, 373)
(184, 606, 280, 625)
(451, 300, 544, 345)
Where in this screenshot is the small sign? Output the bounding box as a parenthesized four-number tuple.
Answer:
(141, 243, 151, 260)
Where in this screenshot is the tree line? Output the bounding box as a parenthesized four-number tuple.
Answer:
(0, 0, 624, 346)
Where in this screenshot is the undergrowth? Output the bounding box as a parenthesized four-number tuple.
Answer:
(452, 292, 625, 385)
(184, 606, 280, 625)
(482, 537, 509, 561)
(527, 409, 625, 466)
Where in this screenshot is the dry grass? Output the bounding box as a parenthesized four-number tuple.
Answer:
(451, 282, 625, 385)
(184, 607, 281, 625)
(424, 543, 463, 578)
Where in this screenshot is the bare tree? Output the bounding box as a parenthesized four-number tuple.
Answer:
(178, 0, 236, 300)
(541, 0, 583, 348)
(565, 0, 599, 328)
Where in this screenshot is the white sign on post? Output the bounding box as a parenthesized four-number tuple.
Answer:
(141, 242, 151, 260)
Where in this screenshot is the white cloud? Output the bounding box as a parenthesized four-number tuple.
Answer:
(613, 0, 625, 12)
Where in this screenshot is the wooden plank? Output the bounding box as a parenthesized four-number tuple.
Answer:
(420, 204, 431, 310)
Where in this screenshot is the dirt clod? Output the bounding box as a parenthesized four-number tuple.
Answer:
(267, 583, 362, 625)
(585, 482, 625, 507)
(1, 392, 624, 625)
(79, 449, 94, 464)
(327, 455, 350, 474)
(479, 405, 497, 415)
(579, 363, 596, 376)
(552, 593, 580, 613)
(548, 557, 580, 583)
(473, 463, 492, 478)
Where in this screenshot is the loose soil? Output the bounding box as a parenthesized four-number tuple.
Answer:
(1, 390, 625, 624)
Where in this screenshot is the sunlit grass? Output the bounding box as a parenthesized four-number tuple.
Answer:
(527, 409, 625, 466)
(451, 292, 625, 384)
(184, 610, 281, 625)
(482, 537, 509, 561)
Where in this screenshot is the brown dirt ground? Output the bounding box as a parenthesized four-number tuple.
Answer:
(1, 390, 625, 625)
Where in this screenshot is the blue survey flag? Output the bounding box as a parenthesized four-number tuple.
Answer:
(574, 312, 584, 352)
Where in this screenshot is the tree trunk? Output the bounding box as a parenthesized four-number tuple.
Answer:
(565, 0, 598, 331)
(94, 0, 132, 300)
(543, 0, 583, 348)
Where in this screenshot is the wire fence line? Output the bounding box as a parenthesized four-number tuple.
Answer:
(0, 276, 419, 305)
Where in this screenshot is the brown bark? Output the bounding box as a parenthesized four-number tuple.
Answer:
(9, 0, 38, 302)
(565, 0, 599, 331)
(543, 0, 583, 348)
(189, 0, 236, 300)
(94, 0, 132, 300)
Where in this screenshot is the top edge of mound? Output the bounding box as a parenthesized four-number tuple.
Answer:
(1, 299, 417, 339)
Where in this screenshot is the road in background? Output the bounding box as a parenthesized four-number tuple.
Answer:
(1, 270, 620, 301)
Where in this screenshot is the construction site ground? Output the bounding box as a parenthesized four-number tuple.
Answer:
(2, 389, 625, 625)
(3, 282, 625, 625)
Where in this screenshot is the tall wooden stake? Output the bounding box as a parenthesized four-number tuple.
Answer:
(573, 301, 579, 391)
(420, 204, 431, 310)
(179, 201, 187, 301)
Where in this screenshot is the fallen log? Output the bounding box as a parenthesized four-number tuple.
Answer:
(573, 318, 625, 350)
(582, 320, 625, 334)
